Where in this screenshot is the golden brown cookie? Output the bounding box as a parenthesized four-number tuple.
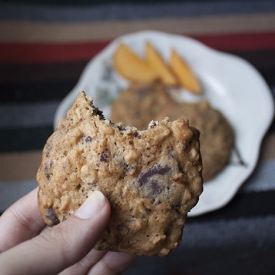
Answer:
(37, 92, 203, 257)
(159, 101, 234, 181)
(111, 83, 234, 181)
(110, 81, 174, 130)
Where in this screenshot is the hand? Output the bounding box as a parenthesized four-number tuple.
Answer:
(0, 188, 136, 275)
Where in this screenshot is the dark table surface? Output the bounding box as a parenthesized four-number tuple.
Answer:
(0, 1, 275, 274)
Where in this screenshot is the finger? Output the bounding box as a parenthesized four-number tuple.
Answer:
(89, 251, 137, 275)
(0, 187, 46, 252)
(61, 249, 136, 275)
(0, 191, 111, 275)
(59, 250, 107, 275)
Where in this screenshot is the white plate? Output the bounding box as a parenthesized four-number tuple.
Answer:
(54, 30, 274, 217)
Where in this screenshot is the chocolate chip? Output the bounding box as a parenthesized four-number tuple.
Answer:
(115, 232, 123, 245)
(45, 143, 51, 157)
(138, 164, 171, 186)
(106, 227, 111, 234)
(121, 162, 130, 171)
(44, 160, 53, 180)
(100, 151, 108, 162)
(118, 125, 126, 132)
(45, 207, 59, 225)
(137, 87, 149, 97)
(92, 106, 105, 120)
(91, 181, 98, 188)
(182, 142, 188, 151)
(85, 136, 92, 142)
(177, 163, 185, 175)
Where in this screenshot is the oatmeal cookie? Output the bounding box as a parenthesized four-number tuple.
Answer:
(110, 81, 174, 130)
(37, 92, 203, 257)
(159, 101, 234, 181)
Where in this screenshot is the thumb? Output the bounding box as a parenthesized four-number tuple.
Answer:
(0, 191, 110, 275)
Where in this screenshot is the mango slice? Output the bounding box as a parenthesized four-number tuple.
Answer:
(146, 42, 178, 86)
(113, 43, 158, 84)
(170, 49, 201, 93)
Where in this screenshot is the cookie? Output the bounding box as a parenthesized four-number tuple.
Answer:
(111, 83, 234, 181)
(158, 101, 234, 181)
(37, 91, 203, 257)
(110, 81, 174, 130)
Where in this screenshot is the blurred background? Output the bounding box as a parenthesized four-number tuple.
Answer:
(0, 0, 275, 274)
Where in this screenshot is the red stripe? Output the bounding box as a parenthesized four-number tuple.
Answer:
(0, 32, 275, 64)
(0, 41, 109, 64)
(191, 32, 275, 51)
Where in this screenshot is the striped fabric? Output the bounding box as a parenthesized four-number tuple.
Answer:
(0, 1, 275, 274)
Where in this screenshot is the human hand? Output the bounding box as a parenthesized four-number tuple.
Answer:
(0, 188, 136, 275)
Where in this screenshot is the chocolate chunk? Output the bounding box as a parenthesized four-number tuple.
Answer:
(150, 180, 162, 196)
(45, 207, 59, 225)
(132, 131, 142, 139)
(85, 136, 93, 142)
(138, 164, 171, 186)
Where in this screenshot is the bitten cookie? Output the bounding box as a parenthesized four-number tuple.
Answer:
(37, 92, 203, 257)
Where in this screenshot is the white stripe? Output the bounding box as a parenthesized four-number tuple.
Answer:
(0, 180, 37, 212)
(0, 1, 274, 22)
(0, 101, 59, 128)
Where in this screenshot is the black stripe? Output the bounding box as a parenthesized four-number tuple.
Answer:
(257, 68, 275, 90)
(228, 49, 275, 72)
(0, 126, 53, 153)
(0, 80, 78, 103)
(268, 120, 275, 134)
(1, 71, 275, 104)
(227, 50, 275, 87)
(0, 61, 87, 85)
(0, 61, 87, 103)
(189, 190, 275, 223)
(0, 0, 263, 5)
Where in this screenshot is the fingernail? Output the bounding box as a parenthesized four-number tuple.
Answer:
(74, 191, 106, 219)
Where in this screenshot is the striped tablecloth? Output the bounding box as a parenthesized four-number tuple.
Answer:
(0, 1, 275, 274)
